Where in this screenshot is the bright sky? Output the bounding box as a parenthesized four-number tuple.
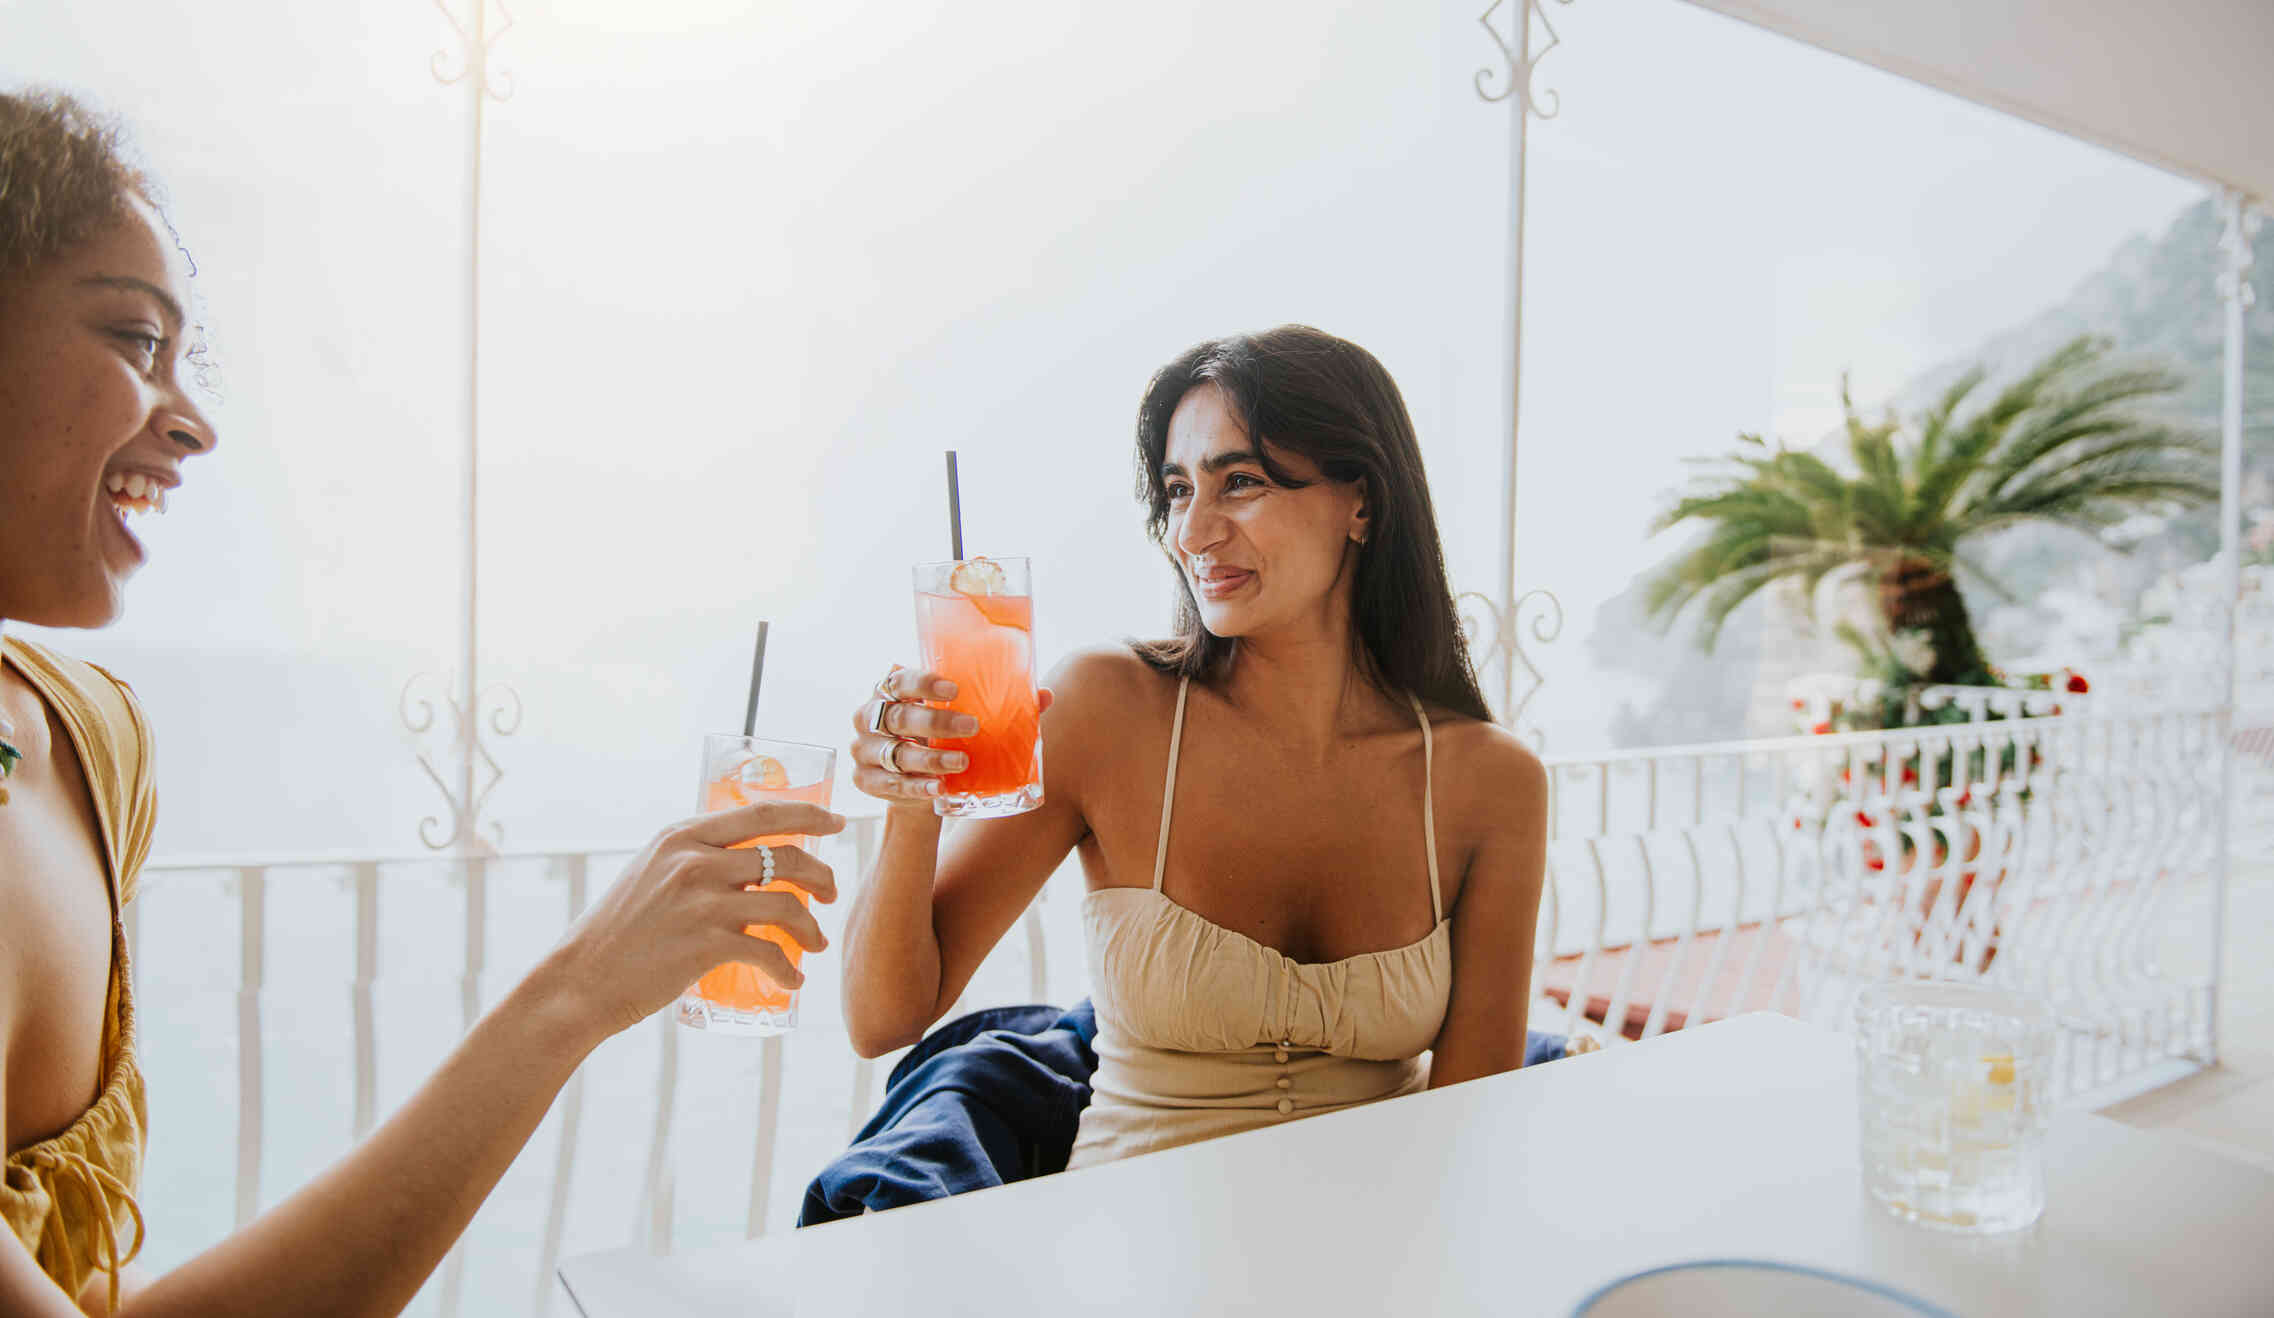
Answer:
(4, 0, 2206, 851)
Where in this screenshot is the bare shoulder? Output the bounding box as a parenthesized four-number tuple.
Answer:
(1424, 708, 1549, 834)
(1039, 644, 1180, 763)
(1043, 645, 1178, 722)
(1045, 643, 1163, 695)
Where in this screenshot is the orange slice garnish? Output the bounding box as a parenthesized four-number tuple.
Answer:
(737, 754, 792, 795)
(949, 557, 1009, 597)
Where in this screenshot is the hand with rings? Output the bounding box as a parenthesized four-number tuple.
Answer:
(549, 798, 843, 1034)
(853, 665, 1053, 806)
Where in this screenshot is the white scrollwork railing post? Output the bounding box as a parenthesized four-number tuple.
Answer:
(1470, 2, 1576, 741)
(401, 672, 521, 854)
(412, 0, 520, 857)
(1474, 0, 1575, 117)
(1458, 587, 1563, 748)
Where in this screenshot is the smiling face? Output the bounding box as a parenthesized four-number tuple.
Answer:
(0, 196, 216, 629)
(1159, 383, 1367, 643)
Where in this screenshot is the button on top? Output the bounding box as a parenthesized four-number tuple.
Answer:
(1273, 1048, 1290, 1063)
(1275, 1097, 1295, 1115)
(1275, 1076, 1291, 1089)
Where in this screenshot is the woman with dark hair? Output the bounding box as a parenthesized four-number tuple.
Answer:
(842, 325, 1548, 1168)
(0, 88, 840, 1315)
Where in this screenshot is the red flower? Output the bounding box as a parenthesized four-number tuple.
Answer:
(1811, 721, 1833, 736)
(1791, 697, 1806, 710)
(2066, 673, 2090, 694)
(1856, 810, 1877, 829)
(1901, 765, 1918, 784)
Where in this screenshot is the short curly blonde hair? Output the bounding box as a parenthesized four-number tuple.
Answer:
(0, 88, 156, 287)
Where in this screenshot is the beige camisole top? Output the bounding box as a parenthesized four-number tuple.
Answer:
(1066, 677, 1453, 1169)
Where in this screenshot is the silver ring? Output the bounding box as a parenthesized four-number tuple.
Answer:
(756, 844, 777, 883)
(878, 737, 909, 776)
(873, 668, 902, 702)
(869, 698, 898, 737)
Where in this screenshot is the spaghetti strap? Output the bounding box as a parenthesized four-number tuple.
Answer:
(1151, 677, 1191, 892)
(1408, 693, 1443, 924)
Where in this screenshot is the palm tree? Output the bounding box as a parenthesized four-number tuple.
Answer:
(1645, 335, 2217, 686)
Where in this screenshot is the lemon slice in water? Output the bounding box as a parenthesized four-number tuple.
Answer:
(737, 754, 791, 795)
(949, 557, 1009, 597)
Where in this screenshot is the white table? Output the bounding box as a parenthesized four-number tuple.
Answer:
(560, 1014, 2274, 1316)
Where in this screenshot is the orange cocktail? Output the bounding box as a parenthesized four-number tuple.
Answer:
(676, 734, 836, 1035)
(913, 556, 1043, 818)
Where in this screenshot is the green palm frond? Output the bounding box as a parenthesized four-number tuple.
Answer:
(1974, 426, 2216, 519)
(1963, 369, 2199, 507)
(1843, 377, 1905, 505)
(1642, 333, 2212, 671)
(1684, 556, 1840, 650)
(1975, 335, 2105, 434)
(1972, 473, 2220, 533)
(1913, 365, 1988, 481)
(1797, 552, 1873, 613)
(1913, 336, 2109, 517)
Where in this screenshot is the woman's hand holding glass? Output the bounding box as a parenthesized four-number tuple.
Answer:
(852, 666, 1052, 806)
(551, 800, 844, 1037)
(853, 667, 977, 805)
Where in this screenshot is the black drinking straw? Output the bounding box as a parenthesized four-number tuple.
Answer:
(945, 450, 966, 560)
(742, 621, 769, 737)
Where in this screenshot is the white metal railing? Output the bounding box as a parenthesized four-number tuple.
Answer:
(130, 817, 1054, 1318)
(128, 703, 2230, 1313)
(1532, 706, 2225, 1100)
(1786, 675, 2078, 727)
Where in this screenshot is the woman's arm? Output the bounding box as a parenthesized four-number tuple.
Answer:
(129, 955, 606, 1316)
(2, 800, 840, 1318)
(2, 969, 601, 1318)
(841, 648, 1133, 1056)
(1427, 729, 1550, 1089)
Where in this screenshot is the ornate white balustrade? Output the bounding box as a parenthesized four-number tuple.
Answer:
(129, 817, 1056, 1318)
(1532, 707, 2224, 1101)
(129, 702, 2229, 1314)
(1785, 674, 2078, 727)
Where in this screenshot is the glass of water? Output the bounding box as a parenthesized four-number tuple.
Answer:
(1854, 980, 2057, 1234)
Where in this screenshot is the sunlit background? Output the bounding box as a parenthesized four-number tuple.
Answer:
(7, 1, 2233, 852)
(7, 1, 2264, 1312)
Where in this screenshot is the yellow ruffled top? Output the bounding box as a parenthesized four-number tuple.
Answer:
(1, 637, 155, 1310)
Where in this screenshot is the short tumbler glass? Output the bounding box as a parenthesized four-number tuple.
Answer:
(1854, 980, 2057, 1234)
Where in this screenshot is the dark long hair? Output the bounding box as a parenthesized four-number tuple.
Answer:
(1131, 325, 1491, 723)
